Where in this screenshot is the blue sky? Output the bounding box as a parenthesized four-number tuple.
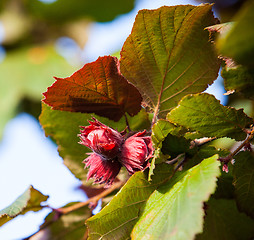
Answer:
(0, 0, 227, 239)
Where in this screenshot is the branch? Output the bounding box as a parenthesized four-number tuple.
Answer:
(219, 127, 254, 172)
(23, 181, 124, 240)
(59, 180, 124, 214)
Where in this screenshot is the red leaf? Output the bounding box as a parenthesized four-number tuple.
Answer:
(43, 56, 142, 121)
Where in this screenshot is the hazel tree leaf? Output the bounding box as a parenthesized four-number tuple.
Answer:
(120, 4, 220, 118)
(0, 45, 75, 139)
(152, 119, 186, 149)
(86, 164, 174, 240)
(131, 155, 220, 240)
(31, 202, 91, 240)
(195, 199, 254, 240)
(149, 120, 186, 180)
(217, 0, 254, 67)
(233, 151, 254, 218)
(0, 186, 48, 227)
(39, 103, 150, 182)
(205, 22, 234, 36)
(26, 0, 135, 23)
(183, 145, 228, 172)
(221, 64, 254, 100)
(161, 133, 191, 159)
(43, 56, 142, 122)
(167, 93, 253, 141)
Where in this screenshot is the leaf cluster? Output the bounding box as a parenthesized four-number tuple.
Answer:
(2, 2, 254, 239)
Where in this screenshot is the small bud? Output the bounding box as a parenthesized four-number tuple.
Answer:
(222, 163, 229, 173)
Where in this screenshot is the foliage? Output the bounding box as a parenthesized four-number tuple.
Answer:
(1, 1, 254, 240)
(0, 186, 48, 227)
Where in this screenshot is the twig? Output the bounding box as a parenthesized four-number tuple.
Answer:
(23, 181, 124, 240)
(219, 127, 254, 171)
(59, 181, 124, 214)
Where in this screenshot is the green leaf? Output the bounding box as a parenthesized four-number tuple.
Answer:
(120, 4, 220, 118)
(213, 173, 234, 200)
(25, 0, 135, 23)
(222, 64, 254, 100)
(195, 199, 254, 240)
(0, 186, 48, 227)
(149, 119, 187, 179)
(183, 145, 228, 171)
(39, 103, 150, 182)
(152, 119, 186, 149)
(161, 133, 191, 159)
(43, 56, 142, 122)
(131, 155, 220, 240)
(0, 45, 75, 139)
(233, 151, 254, 218)
(167, 93, 253, 141)
(86, 164, 173, 240)
(217, 0, 254, 67)
(32, 202, 91, 240)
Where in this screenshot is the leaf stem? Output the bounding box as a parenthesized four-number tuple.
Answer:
(124, 113, 131, 132)
(152, 106, 159, 126)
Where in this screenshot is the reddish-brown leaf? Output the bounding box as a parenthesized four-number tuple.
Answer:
(43, 56, 142, 121)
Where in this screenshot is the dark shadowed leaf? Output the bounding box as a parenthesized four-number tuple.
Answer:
(233, 151, 254, 218)
(0, 186, 48, 227)
(161, 133, 191, 159)
(86, 164, 173, 240)
(120, 4, 220, 118)
(30, 203, 91, 240)
(195, 199, 254, 240)
(132, 155, 220, 240)
(183, 145, 228, 171)
(39, 103, 150, 182)
(167, 93, 253, 141)
(43, 56, 142, 122)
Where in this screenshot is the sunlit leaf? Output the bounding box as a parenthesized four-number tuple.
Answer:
(195, 199, 254, 240)
(132, 155, 220, 240)
(233, 151, 254, 218)
(43, 56, 142, 122)
(0, 186, 48, 227)
(120, 4, 220, 118)
(86, 164, 173, 240)
(39, 103, 150, 182)
(167, 93, 253, 141)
